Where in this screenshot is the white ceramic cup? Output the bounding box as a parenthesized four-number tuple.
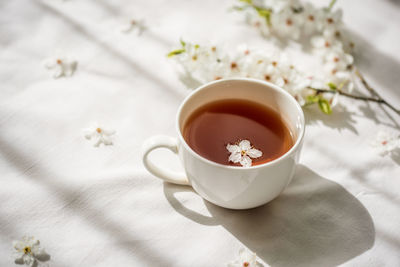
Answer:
(142, 78, 305, 209)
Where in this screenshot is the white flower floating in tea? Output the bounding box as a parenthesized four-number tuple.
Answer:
(120, 18, 146, 35)
(13, 236, 47, 266)
(227, 247, 265, 267)
(370, 130, 399, 156)
(227, 140, 262, 167)
(43, 53, 77, 78)
(83, 123, 116, 147)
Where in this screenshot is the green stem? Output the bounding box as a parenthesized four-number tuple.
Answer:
(328, 0, 337, 11)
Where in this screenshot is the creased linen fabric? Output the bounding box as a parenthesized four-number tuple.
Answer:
(1, 0, 400, 266)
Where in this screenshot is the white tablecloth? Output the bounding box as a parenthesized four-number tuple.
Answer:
(1, 0, 400, 266)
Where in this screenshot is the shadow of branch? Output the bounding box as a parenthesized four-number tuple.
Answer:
(34, 0, 184, 100)
(304, 104, 358, 134)
(0, 137, 174, 266)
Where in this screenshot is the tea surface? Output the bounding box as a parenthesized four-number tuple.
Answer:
(183, 99, 294, 166)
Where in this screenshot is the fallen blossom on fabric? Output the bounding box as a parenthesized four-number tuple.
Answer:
(43, 53, 77, 78)
(13, 236, 46, 266)
(120, 18, 146, 35)
(371, 130, 399, 156)
(227, 140, 262, 167)
(228, 248, 265, 267)
(83, 123, 116, 147)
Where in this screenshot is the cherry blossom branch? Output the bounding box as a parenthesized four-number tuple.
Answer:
(308, 86, 400, 115)
(309, 87, 382, 102)
(355, 69, 381, 97)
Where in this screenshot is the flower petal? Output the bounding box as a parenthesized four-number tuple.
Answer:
(238, 248, 257, 265)
(32, 246, 45, 257)
(226, 144, 240, 153)
(43, 59, 56, 69)
(102, 129, 116, 136)
(310, 36, 325, 48)
(240, 155, 252, 167)
(102, 137, 113, 146)
(13, 251, 24, 261)
(27, 237, 39, 247)
(22, 254, 34, 266)
(84, 134, 93, 140)
(53, 67, 64, 78)
(121, 24, 133, 33)
(239, 140, 251, 151)
(344, 53, 354, 65)
(13, 240, 24, 251)
(229, 152, 242, 163)
(94, 139, 102, 147)
(247, 148, 262, 159)
(238, 247, 246, 258)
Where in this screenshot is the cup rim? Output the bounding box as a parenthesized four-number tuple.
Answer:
(175, 78, 305, 170)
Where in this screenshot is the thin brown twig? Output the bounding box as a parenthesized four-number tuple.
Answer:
(308, 83, 400, 116)
(308, 87, 384, 103)
(354, 69, 400, 115)
(354, 69, 379, 97)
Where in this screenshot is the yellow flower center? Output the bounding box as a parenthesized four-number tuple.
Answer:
(96, 128, 102, 133)
(243, 262, 250, 267)
(241, 150, 246, 156)
(56, 59, 62, 64)
(23, 246, 31, 254)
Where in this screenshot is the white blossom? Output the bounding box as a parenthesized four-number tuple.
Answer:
(120, 18, 146, 35)
(301, 3, 323, 35)
(310, 34, 343, 53)
(324, 50, 353, 72)
(271, 9, 304, 40)
(247, 15, 271, 36)
(83, 123, 116, 147)
(319, 8, 343, 32)
(371, 130, 399, 156)
(231, 0, 355, 105)
(228, 248, 264, 267)
(13, 236, 46, 266)
(43, 53, 77, 78)
(170, 42, 319, 106)
(227, 140, 262, 167)
(265, 0, 298, 13)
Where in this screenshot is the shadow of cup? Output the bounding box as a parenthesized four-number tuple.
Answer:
(163, 164, 375, 267)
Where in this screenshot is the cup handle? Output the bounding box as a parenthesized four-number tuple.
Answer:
(142, 135, 190, 186)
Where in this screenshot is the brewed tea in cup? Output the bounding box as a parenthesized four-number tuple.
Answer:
(142, 78, 305, 209)
(183, 98, 294, 167)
